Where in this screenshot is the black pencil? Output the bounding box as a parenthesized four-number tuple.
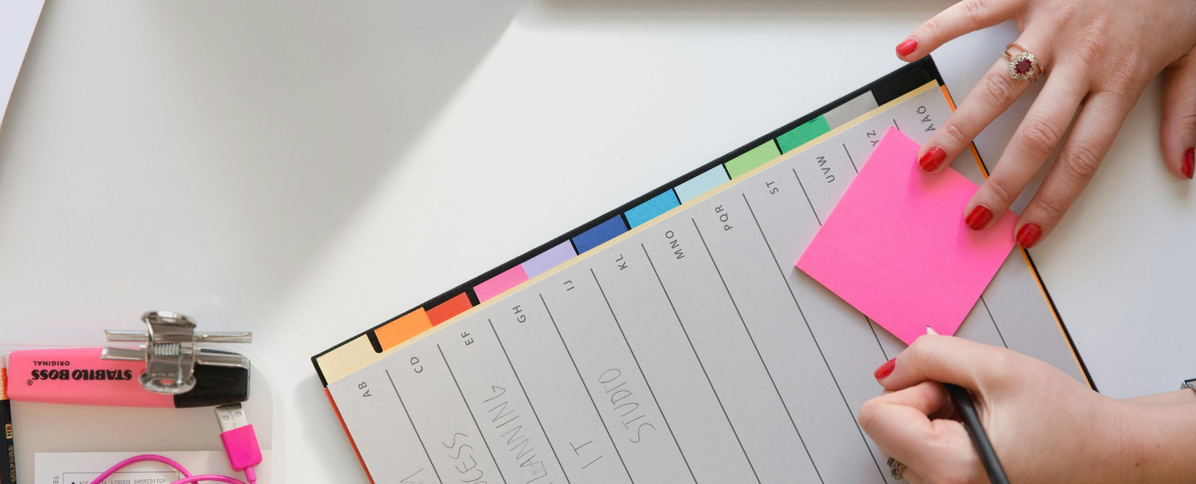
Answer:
(1, 356, 14, 484)
(926, 327, 1009, 484)
(945, 382, 1009, 483)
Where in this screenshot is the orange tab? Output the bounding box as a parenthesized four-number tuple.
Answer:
(427, 293, 473, 326)
(374, 308, 433, 350)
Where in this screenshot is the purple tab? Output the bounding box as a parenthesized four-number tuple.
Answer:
(522, 240, 577, 278)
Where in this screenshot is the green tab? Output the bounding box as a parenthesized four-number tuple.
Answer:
(777, 115, 831, 153)
(724, 141, 782, 179)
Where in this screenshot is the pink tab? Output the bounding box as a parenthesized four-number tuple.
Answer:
(474, 265, 529, 303)
(796, 128, 1016, 345)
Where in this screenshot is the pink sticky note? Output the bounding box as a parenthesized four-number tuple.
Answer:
(796, 128, 1016, 345)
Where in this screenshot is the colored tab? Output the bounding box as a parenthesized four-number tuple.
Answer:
(624, 191, 681, 228)
(777, 116, 831, 153)
(572, 216, 628, 254)
(674, 165, 730, 203)
(427, 293, 473, 326)
(523, 240, 577, 278)
(316, 335, 385, 385)
(474, 265, 529, 303)
(724, 141, 782, 179)
(374, 308, 433, 350)
(823, 92, 879, 129)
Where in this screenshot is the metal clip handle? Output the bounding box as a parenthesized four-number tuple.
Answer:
(106, 330, 252, 343)
(101, 346, 251, 368)
(101, 311, 252, 395)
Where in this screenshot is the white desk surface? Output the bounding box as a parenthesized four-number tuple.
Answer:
(1, 1, 1192, 482)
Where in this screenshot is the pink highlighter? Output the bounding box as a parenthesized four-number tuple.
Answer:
(6, 347, 249, 408)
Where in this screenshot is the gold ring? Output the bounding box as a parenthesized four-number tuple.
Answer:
(887, 457, 907, 480)
(1004, 42, 1042, 81)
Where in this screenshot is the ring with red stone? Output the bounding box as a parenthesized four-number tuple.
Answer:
(1003, 42, 1042, 81)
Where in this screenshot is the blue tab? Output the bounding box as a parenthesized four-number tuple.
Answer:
(675, 166, 730, 203)
(572, 216, 628, 253)
(624, 191, 681, 228)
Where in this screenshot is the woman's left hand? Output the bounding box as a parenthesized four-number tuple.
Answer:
(896, 0, 1196, 248)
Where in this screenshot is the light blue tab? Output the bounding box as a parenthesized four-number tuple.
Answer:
(674, 166, 730, 203)
(625, 191, 681, 228)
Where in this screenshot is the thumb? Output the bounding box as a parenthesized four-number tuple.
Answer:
(1161, 47, 1196, 180)
(874, 335, 1016, 394)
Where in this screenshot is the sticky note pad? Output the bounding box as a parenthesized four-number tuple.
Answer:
(796, 128, 1016, 344)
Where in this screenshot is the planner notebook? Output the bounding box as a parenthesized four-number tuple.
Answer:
(312, 58, 1091, 484)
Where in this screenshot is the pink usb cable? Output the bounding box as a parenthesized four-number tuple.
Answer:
(93, 403, 263, 484)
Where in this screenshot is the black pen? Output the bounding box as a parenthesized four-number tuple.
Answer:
(1, 356, 14, 484)
(926, 327, 1009, 484)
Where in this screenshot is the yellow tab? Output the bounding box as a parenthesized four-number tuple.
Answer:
(317, 335, 384, 385)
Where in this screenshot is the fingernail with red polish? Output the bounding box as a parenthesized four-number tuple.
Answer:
(965, 205, 993, 230)
(874, 358, 896, 380)
(896, 39, 918, 57)
(1183, 148, 1194, 179)
(918, 146, 946, 172)
(1017, 223, 1042, 248)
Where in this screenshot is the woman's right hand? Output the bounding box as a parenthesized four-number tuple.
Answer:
(858, 335, 1196, 483)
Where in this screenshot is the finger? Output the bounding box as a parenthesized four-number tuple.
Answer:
(1160, 48, 1196, 180)
(1015, 91, 1137, 247)
(860, 382, 951, 455)
(880, 387, 959, 420)
(902, 468, 926, 484)
(916, 33, 1052, 173)
(896, 0, 1020, 60)
(874, 335, 1018, 392)
(875, 380, 952, 415)
(929, 395, 959, 421)
(963, 65, 1087, 230)
(859, 382, 971, 474)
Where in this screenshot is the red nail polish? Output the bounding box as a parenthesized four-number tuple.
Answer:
(896, 39, 918, 57)
(965, 205, 993, 230)
(874, 358, 896, 380)
(1017, 223, 1042, 248)
(1183, 148, 1194, 179)
(918, 146, 946, 172)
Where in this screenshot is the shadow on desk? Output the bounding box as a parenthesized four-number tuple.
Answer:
(0, 0, 522, 319)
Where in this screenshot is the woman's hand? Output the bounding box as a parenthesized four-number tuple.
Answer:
(895, 0, 1196, 248)
(858, 335, 1196, 483)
